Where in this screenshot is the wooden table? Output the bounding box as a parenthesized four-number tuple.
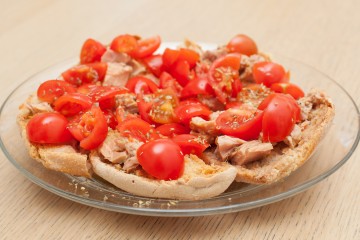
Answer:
(1, 0, 359, 239)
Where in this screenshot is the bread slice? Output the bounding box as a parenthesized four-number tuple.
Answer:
(234, 90, 335, 184)
(90, 152, 237, 200)
(17, 95, 92, 177)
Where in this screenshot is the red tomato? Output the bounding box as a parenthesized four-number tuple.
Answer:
(162, 48, 180, 68)
(110, 34, 138, 54)
(177, 48, 200, 68)
(208, 53, 242, 103)
(68, 106, 108, 150)
(131, 35, 161, 59)
(143, 54, 163, 77)
(216, 108, 264, 140)
(125, 76, 159, 95)
(53, 93, 93, 116)
(27, 112, 73, 144)
(76, 84, 101, 95)
(181, 75, 215, 98)
(102, 109, 118, 130)
(227, 34, 258, 56)
(137, 139, 184, 180)
(37, 80, 76, 104)
(149, 89, 179, 124)
(90, 86, 128, 110)
(174, 101, 212, 125)
(252, 62, 287, 87)
(117, 117, 154, 142)
(159, 72, 183, 95)
(169, 60, 191, 87)
(155, 123, 190, 137)
(62, 62, 107, 86)
(80, 38, 106, 64)
(115, 106, 137, 123)
(172, 134, 209, 156)
(225, 101, 243, 110)
(270, 83, 305, 100)
(136, 94, 155, 124)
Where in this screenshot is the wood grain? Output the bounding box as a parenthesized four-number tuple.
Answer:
(0, 0, 359, 239)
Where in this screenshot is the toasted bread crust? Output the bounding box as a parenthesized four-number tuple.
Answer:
(17, 95, 92, 177)
(234, 90, 335, 184)
(90, 152, 237, 200)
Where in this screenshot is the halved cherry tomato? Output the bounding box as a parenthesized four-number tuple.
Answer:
(115, 106, 137, 123)
(80, 38, 106, 64)
(155, 123, 190, 137)
(131, 35, 161, 59)
(181, 75, 215, 98)
(252, 62, 287, 87)
(227, 34, 258, 56)
(172, 134, 209, 156)
(216, 107, 264, 140)
(259, 93, 300, 142)
(137, 94, 155, 124)
(110, 34, 138, 54)
(125, 76, 159, 95)
(53, 93, 93, 116)
(159, 72, 183, 95)
(177, 48, 200, 68)
(149, 89, 179, 124)
(174, 101, 212, 125)
(142, 54, 163, 77)
(67, 106, 108, 150)
(90, 86, 128, 110)
(102, 109, 118, 130)
(37, 80, 76, 104)
(169, 60, 191, 87)
(137, 139, 184, 180)
(27, 112, 73, 144)
(270, 83, 305, 100)
(162, 48, 180, 68)
(62, 62, 107, 86)
(117, 117, 154, 142)
(225, 101, 243, 110)
(208, 53, 242, 103)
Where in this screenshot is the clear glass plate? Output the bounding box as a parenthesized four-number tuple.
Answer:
(0, 43, 359, 217)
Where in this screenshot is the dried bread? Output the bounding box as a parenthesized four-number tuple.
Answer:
(234, 90, 335, 184)
(90, 152, 237, 200)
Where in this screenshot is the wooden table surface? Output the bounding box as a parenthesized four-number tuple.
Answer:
(1, 0, 359, 239)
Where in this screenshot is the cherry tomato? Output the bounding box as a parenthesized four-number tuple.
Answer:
(137, 139, 184, 180)
(155, 123, 190, 137)
(252, 62, 287, 87)
(67, 106, 108, 150)
(37, 80, 76, 104)
(117, 117, 155, 142)
(142, 54, 163, 77)
(110, 34, 138, 54)
(169, 60, 191, 87)
(172, 134, 209, 156)
(27, 112, 73, 144)
(270, 83, 305, 100)
(177, 48, 200, 68)
(80, 38, 106, 64)
(137, 95, 155, 124)
(53, 93, 93, 117)
(131, 35, 161, 59)
(227, 34, 258, 56)
(90, 86, 128, 110)
(62, 62, 107, 86)
(115, 106, 137, 123)
(125, 76, 159, 95)
(225, 101, 243, 110)
(174, 101, 212, 125)
(181, 75, 215, 98)
(159, 72, 183, 96)
(77, 84, 101, 95)
(102, 109, 118, 130)
(208, 53, 242, 103)
(162, 48, 180, 68)
(149, 89, 179, 124)
(216, 108, 264, 140)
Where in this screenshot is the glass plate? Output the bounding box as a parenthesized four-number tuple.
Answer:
(1, 43, 359, 217)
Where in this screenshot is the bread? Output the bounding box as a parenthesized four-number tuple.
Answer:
(90, 152, 237, 200)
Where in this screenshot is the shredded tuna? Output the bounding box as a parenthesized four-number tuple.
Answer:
(25, 95, 53, 114)
(115, 93, 138, 114)
(198, 95, 225, 111)
(201, 149, 222, 165)
(239, 54, 269, 82)
(230, 141, 273, 166)
(215, 136, 246, 161)
(237, 84, 272, 108)
(298, 90, 333, 120)
(103, 62, 132, 87)
(190, 117, 220, 136)
(101, 49, 131, 63)
(201, 46, 228, 63)
(129, 59, 147, 77)
(283, 124, 302, 149)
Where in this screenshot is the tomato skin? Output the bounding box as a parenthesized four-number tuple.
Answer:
(102, 109, 118, 130)
(137, 139, 184, 180)
(216, 108, 264, 140)
(181, 75, 215, 98)
(270, 83, 305, 100)
(80, 38, 107, 64)
(252, 62, 287, 87)
(169, 60, 191, 87)
(27, 112, 73, 144)
(68, 106, 108, 150)
(143, 54, 163, 77)
(225, 101, 243, 110)
(37, 80, 76, 104)
(174, 101, 212, 125)
(110, 34, 138, 54)
(177, 48, 200, 69)
(208, 53, 242, 104)
(131, 35, 161, 59)
(159, 72, 183, 96)
(117, 117, 154, 142)
(62, 62, 107, 86)
(227, 34, 258, 56)
(172, 134, 209, 156)
(125, 76, 159, 95)
(53, 93, 93, 117)
(163, 48, 180, 68)
(155, 123, 190, 137)
(90, 86, 128, 110)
